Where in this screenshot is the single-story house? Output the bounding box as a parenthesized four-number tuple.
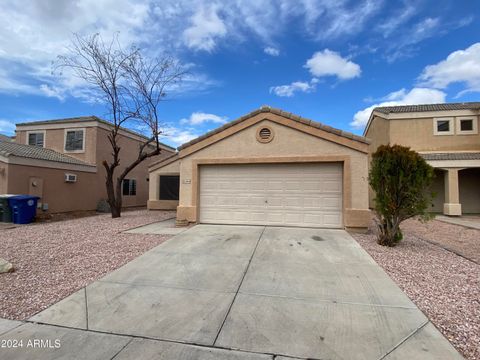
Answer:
(148, 106, 371, 231)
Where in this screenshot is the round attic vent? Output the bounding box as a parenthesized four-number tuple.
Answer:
(256, 126, 274, 143)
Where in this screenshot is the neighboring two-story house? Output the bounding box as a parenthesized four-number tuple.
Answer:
(0, 116, 175, 214)
(364, 102, 480, 216)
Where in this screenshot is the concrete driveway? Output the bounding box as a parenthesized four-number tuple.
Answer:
(1, 225, 462, 359)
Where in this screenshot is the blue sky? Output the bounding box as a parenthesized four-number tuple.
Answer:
(0, 0, 479, 147)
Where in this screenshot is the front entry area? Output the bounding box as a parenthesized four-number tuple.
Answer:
(199, 163, 343, 228)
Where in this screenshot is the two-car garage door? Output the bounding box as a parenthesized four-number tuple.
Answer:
(199, 163, 343, 228)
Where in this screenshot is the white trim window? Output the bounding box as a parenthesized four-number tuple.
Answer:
(64, 128, 85, 152)
(456, 116, 478, 135)
(122, 179, 137, 196)
(433, 117, 454, 135)
(26, 131, 45, 147)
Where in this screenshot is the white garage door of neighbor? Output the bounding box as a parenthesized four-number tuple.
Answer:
(199, 163, 343, 228)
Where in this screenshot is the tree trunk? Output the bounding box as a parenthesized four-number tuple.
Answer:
(105, 167, 122, 218)
(112, 178, 123, 218)
(376, 216, 403, 247)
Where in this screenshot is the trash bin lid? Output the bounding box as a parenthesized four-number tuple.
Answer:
(0, 194, 17, 198)
(8, 195, 40, 200)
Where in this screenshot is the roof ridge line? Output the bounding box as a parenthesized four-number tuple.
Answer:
(177, 106, 369, 151)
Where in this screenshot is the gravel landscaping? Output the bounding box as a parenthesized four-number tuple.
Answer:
(402, 218, 480, 264)
(353, 219, 480, 360)
(0, 209, 175, 320)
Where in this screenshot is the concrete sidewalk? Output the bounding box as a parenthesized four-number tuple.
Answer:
(0, 225, 463, 359)
(436, 215, 480, 230)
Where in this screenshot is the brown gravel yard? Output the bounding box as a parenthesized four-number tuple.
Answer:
(0, 209, 175, 320)
(353, 218, 480, 360)
(402, 218, 480, 264)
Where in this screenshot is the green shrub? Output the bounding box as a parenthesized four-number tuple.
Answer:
(369, 144, 435, 246)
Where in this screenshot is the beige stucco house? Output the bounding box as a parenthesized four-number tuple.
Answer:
(364, 102, 480, 216)
(0, 116, 175, 214)
(148, 106, 372, 231)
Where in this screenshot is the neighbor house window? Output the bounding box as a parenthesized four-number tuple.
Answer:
(159, 175, 179, 200)
(65, 129, 85, 151)
(433, 118, 454, 135)
(122, 179, 137, 196)
(27, 132, 44, 147)
(456, 117, 478, 135)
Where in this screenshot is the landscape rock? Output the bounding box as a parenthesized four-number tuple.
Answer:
(0, 258, 14, 273)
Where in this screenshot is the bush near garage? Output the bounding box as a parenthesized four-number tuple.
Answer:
(369, 144, 435, 246)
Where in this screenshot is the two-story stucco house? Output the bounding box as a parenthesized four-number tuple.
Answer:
(0, 116, 175, 214)
(364, 102, 480, 216)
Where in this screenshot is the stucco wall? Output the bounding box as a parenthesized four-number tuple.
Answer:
(0, 163, 8, 194)
(7, 164, 98, 213)
(366, 116, 390, 152)
(16, 127, 98, 164)
(388, 117, 480, 152)
(151, 116, 370, 228)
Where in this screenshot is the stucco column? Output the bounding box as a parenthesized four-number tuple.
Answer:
(147, 174, 159, 209)
(443, 168, 462, 216)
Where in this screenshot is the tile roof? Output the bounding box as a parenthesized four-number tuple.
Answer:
(177, 106, 369, 151)
(420, 152, 480, 161)
(0, 141, 94, 166)
(374, 102, 480, 114)
(16, 116, 176, 152)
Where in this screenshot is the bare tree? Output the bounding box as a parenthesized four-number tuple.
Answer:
(56, 33, 184, 217)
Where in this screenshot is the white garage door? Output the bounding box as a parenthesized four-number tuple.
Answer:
(199, 163, 343, 228)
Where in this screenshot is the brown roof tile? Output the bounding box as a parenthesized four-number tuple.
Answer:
(0, 141, 94, 166)
(421, 152, 480, 161)
(374, 102, 480, 114)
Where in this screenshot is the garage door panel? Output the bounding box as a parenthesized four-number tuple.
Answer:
(199, 163, 343, 228)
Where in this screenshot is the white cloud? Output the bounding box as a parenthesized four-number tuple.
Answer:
(270, 80, 316, 97)
(418, 43, 480, 94)
(383, 15, 474, 63)
(159, 124, 200, 146)
(351, 87, 446, 129)
(0, 0, 385, 100)
(305, 50, 361, 80)
(264, 47, 280, 56)
(182, 5, 227, 52)
(0, 119, 16, 135)
(180, 112, 228, 126)
(39, 84, 66, 101)
(377, 4, 415, 37)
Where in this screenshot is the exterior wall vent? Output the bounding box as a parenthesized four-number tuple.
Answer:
(256, 126, 274, 143)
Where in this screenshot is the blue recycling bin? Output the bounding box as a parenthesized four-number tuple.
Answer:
(7, 195, 40, 224)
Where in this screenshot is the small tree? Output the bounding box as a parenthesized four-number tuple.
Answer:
(369, 144, 434, 246)
(56, 33, 184, 218)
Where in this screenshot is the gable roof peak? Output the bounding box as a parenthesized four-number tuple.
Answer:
(177, 107, 369, 151)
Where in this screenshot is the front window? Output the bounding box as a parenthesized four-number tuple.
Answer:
(65, 129, 84, 151)
(159, 175, 179, 200)
(433, 118, 454, 135)
(460, 119, 473, 131)
(28, 132, 44, 147)
(437, 120, 450, 132)
(122, 179, 137, 196)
